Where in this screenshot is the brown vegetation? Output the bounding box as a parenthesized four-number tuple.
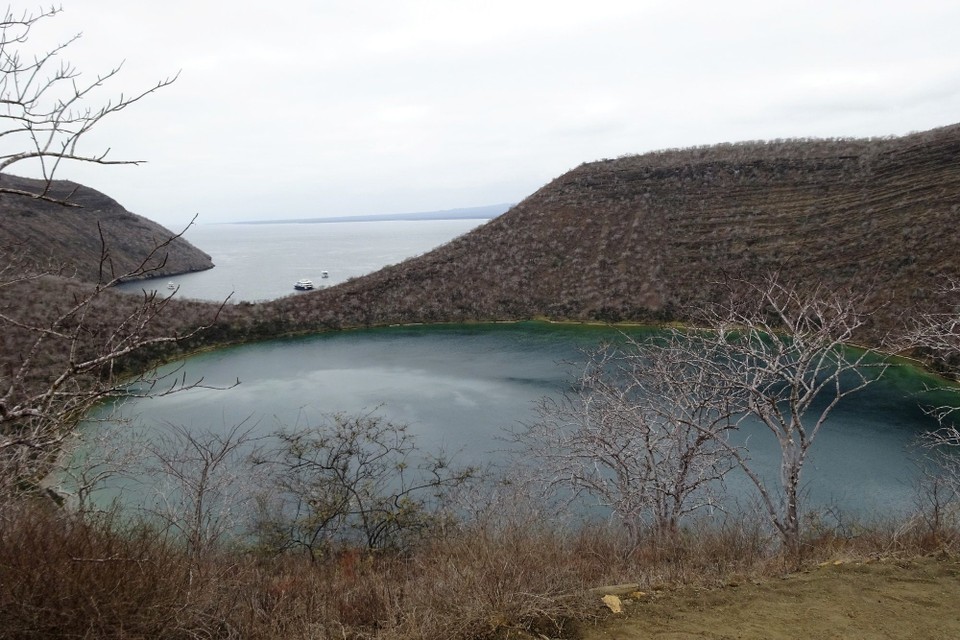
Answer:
(2, 501, 958, 639)
(268, 124, 960, 345)
(8, 7, 960, 636)
(2, 120, 960, 637)
(0, 174, 213, 283)
(5, 124, 960, 399)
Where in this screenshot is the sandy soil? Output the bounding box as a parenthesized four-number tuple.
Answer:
(583, 554, 960, 640)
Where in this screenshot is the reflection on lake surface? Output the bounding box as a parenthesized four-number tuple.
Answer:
(90, 323, 945, 518)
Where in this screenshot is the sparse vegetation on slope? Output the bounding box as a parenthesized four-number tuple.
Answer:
(269, 125, 960, 344)
(2, 120, 960, 638)
(13, 7, 960, 636)
(5, 125, 959, 397)
(0, 174, 214, 282)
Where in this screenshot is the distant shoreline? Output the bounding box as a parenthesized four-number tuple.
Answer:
(228, 203, 513, 225)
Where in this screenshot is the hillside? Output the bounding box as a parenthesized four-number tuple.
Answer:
(2, 124, 959, 395)
(0, 174, 213, 283)
(268, 124, 960, 340)
(1, 129, 958, 640)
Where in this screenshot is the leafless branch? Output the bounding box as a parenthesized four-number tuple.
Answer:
(513, 334, 738, 543)
(0, 217, 230, 499)
(900, 278, 960, 423)
(0, 6, 177, 203)
(142, 419, 265, 561)
(252, 410, 475, 560)
(681, 275, 888, 550)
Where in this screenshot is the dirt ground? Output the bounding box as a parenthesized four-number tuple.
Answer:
(582, 554, 960, 640)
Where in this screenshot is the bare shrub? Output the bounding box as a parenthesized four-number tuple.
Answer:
(54, 419, 148, 514)
(682, 276, 888, 551)
(905, 278, 960, 389)
(911, 427, 960, 538)
(514, 335, 737, 543)
(0, 506, 236, 639)
(141, 420, 265, 561)
(904, 278, 960, 541)
(252, 410, 475, 560)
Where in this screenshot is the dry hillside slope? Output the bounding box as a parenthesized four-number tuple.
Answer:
(271, 124, 960, 340)
(2, 125, 958, 392)
(0, 173, 213, 282)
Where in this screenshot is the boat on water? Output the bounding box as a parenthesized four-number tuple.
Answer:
(294, 279, 315, 290)
(167, 282, 176, 290)
(321, 270, 329, 279)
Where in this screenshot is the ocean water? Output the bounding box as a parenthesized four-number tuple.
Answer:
(115, 219, 488, 303)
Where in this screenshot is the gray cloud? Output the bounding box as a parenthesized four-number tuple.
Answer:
(8, 0, 960, 226)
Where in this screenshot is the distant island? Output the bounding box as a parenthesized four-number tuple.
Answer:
(236, 203, 513, 224)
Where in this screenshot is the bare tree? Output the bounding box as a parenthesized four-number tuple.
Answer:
(53, 420, 148, 514)
(907, 278, 960, 527)
(516, 335, 738, 542)
(913, 430, 960, 535)
(0, 222, 230, 499)
(0, 5, 177, 203)
(905, 278, 960, 422)
(685, 277, 887, 551)
(253, 411, 475, 561)
(142, 420, 263, 560)
(0, 3, 211, 497)
(908, 279, 960, 362)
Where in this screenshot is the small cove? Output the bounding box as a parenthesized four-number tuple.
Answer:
(115, 219, 487, 303)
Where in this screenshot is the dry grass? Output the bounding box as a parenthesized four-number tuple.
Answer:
(0, 505, 232, 639)
(2, 501, 956, 640)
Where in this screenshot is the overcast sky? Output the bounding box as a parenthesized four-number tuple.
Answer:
(9, 1, 960, 226)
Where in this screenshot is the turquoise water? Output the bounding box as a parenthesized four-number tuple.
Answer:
(87, 323, 946, 519)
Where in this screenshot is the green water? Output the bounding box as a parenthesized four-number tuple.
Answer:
(86, 322, 949, 518)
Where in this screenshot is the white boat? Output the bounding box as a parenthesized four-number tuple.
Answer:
(321, 270, 329, 279)
(167, 281, 176, 290)
(294, 279, 314, 290)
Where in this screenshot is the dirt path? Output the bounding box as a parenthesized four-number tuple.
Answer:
(583, 555, 960, 640)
